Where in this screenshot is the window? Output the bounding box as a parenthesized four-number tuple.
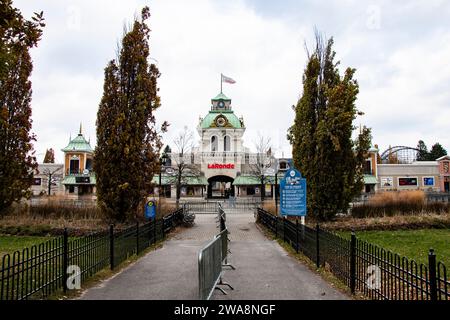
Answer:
(211, 136, 218, 152)
(86, 158, 93, 170)
(33, 178, 42, 186)
(381, 177, 393, 188)
(398, 177, 418, 186)
(69, 158, 79, 174)
(69, 185, 75, 193)
(364, 160, 372, 175)
(246, 187, 255, 195)
(224, 136, 231, 152)
(423, 177, 435, 186)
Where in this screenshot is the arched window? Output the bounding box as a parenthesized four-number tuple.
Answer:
(211, 136, 218, 152)
(224, 135, 231, 152)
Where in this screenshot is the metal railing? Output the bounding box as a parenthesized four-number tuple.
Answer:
(257, 208, 450, 300)
(183, 199, 260, 214)
(0, 209, 184, 300)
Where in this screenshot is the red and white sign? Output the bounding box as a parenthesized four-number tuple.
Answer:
(207, 163, 235, 169)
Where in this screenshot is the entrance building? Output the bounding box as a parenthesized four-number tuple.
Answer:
(154, 91, 288, 199)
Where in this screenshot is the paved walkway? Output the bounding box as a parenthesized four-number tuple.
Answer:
(79, 212, 349, 300)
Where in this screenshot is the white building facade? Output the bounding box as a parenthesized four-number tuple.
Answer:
(155, 92, 288, 199)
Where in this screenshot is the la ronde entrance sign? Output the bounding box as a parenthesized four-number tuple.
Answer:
(280, 168, 307, 216)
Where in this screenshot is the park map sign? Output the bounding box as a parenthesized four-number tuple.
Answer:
(280, 168, 307, 216)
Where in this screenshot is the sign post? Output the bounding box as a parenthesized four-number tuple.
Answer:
(145, 199, 156, 220)
(280, 167, 307, 218)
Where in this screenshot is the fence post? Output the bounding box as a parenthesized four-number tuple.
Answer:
(109, 224, 114, 270)
(275, 217, 278, 238)
(136, 221, 140, 255)
(296, 219, 299, 253)
(428, 248, 438, 301)
(350, 232, 356, 295)
(62, 228, 68, 293)
(148, 220, 152, 245)
(315, 224, 320, 269)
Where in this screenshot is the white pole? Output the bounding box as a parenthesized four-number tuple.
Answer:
(301, 216, 305, 226)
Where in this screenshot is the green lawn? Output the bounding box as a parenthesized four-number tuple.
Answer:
(0, 235, 50, 259)
(338, 229, 450, 266)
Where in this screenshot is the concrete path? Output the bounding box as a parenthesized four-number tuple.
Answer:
(212, 214, 348, 300)
(79, 212, 349, 300)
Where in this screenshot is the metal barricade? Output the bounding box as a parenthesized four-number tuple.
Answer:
(217, 203, 234, 270)
(198, 229, 233, 300)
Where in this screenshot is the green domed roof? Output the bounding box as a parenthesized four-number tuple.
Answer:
(62, 134, 94, 153)
(200, 111, 243, 129)
(212, 93, 231, 101)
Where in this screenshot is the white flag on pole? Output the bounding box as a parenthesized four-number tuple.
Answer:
(221, 74, 236, 84)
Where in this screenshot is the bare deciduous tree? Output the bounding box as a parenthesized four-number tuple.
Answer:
(166, 127, 203, 208)
(245, 133, 276, 201)
(40, 166, 63, 196)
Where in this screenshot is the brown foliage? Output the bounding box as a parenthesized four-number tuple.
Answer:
(0, 1, 45, 213)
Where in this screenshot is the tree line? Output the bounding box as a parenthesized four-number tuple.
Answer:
(0, 3, 166, 222)
(1, 1, 446, 222)
(416, 140, 447, 161)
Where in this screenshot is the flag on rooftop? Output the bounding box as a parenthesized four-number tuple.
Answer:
(221, 74, 236, 84)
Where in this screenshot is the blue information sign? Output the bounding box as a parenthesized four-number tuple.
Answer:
(280, 168, 307, 216)
(145, 200, 156, 220)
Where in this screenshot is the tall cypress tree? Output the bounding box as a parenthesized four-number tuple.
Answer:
(288, 33, 371, 221)
(0, 1, 44, 214)
(94, 7, 165, 222)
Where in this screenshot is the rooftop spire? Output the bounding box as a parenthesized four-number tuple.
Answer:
(79, 122, 82, 135)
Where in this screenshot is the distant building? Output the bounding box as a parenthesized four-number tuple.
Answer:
(61, 125, 96, 198)
(437, 155, 450, 192)
(363, 146, 379, 193)
(31, 163, 64, 196)
(377, 161, 440, 192)
(373, 154, 450, 193)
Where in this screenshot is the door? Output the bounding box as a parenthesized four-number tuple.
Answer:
(445, 182, 450, 193)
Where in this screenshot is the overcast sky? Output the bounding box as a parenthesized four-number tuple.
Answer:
(14, 0, 450, 163)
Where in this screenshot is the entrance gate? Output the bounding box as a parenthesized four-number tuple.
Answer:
(183, 199, 261, 215)
(207, 175, 235, 199)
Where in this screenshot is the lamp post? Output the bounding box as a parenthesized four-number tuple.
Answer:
(275, 171, 278, 215)
(159, 154, 167, 215)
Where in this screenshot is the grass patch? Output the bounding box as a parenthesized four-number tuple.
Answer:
(0, 235, 50, 259)
(337, 229, 450, 266)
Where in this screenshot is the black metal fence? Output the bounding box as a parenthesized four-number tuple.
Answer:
(257, 208, 450, 300)
(0, 208, 183, 300)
